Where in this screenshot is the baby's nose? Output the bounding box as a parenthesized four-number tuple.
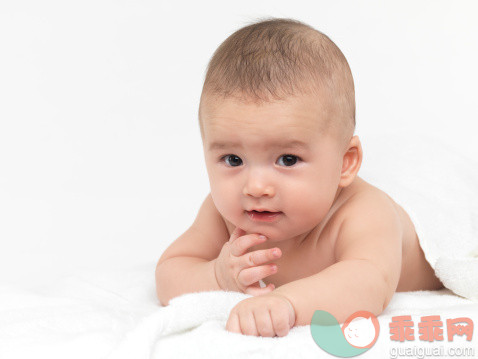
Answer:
(243, 176, 275, 197)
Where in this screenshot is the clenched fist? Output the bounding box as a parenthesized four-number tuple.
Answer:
(214, 227, 282, 296)
(226, 293, 296, 337)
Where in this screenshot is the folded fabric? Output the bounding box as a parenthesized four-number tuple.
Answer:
(1, 264, 476, 358)
(109, 289, 478, 359)
(360, 130, 478, 301)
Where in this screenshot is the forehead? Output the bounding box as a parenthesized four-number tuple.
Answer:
(201, 94, 330, 148)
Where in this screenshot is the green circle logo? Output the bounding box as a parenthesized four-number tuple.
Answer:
(311, 310, 380, 357)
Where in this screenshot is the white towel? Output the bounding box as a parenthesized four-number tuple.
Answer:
(1, 265, 476, 358)
(107, 289, 478, 359)
(360, 130, 478, 301)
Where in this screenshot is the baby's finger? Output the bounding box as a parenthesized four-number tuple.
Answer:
(230, 233, 267, 257)
(270, 306, 291, 337)
(243, 247, 281, 267)
(244, 283, 275, 296)
(237, 263, 278, 287)
(254, 307, 275, 337)
(229, 227, 246, 243)
(226, 312, 241, 334)
(238, 310, 258, 336)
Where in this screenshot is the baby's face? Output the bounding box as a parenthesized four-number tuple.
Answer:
(201, 93, 345, 242)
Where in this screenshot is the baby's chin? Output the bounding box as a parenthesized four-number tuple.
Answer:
(243, 228, 300, 244)
(241, 228, 283, 241)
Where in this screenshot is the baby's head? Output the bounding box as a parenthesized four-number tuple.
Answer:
(198, 18, 362, 242)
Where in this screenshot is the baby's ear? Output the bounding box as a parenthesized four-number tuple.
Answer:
(339, 135, 362, 187)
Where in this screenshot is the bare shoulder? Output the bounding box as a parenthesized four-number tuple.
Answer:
(335, 177, 444, 292)
(333, 177, 403, 262)
(335, 177, 402, 236)
(331, 178, 404, 308)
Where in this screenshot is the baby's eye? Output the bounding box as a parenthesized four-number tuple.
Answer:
(277, 154, 301, 167)
(221, 154, 243, 167)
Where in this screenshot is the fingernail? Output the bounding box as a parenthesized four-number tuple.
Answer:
(259, 235, 266, 240)
(271, 265, 277, 271)
(272, 249, 279, 256)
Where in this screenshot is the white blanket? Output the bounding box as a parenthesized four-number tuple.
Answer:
(1, 264, 477, 359)
(360, 130, 478, 300)
(2, 132, 477, 357)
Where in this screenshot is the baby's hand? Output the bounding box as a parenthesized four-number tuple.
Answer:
(226, 293, 296, 337)
(214, 227, 281, 296)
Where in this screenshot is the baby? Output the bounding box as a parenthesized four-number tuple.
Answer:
(155, 18, 444, 337)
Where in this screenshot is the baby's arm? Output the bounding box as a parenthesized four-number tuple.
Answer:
(272, 196, 402, 326)
(155, 193, 227, 306)
(156, 193, 278, 305)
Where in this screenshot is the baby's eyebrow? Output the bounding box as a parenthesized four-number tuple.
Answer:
(208, 140, 309, 151)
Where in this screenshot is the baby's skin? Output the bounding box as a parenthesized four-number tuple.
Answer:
(218, 176, 444, 336)
(216, 177, 443, 336)
(156, 93, 444, 337)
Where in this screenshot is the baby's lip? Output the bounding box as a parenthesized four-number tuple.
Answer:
(246, 209, 282, 213)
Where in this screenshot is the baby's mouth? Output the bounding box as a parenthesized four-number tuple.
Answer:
(246, 210, 283, 222)
(247, 210, 281, 214)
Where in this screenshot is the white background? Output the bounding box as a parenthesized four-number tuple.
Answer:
(1, 0, 477, 289)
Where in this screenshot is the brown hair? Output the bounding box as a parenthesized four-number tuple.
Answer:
(198, 17, 355, 146)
